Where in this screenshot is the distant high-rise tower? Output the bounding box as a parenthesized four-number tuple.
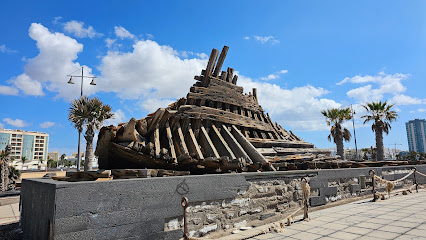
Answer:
(406, 119, 426, 153)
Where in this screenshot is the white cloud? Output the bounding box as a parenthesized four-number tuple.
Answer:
(146, 33, 154, 39)
(0, 85, 19, 95)
(4, 23, 90, 99)
(114, 26, 136, 39)
(238, 75, 341, 131)
(105, 38, 116, 48)
(3, 118, 28, 128)
(40, 121, 55, 128)
(390, 94, 423, 105)
(98, 40, 207, 111)
(103, 109, 127, 126)
(0, 44, 17, 53)
(260, 69, 288, 81)
(0, 122, 4, 129)
(253, 35, 280, 44)
(340, 72, 418, 105)
(8, 74, 44, 96)
(63, 20, 101, 38)
(418, 108, 426, 113)
(53, 16, 62, 24)
(243, 36, 250, 40)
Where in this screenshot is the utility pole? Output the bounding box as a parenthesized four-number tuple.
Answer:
(67, 67, 97, 171)
(351, 105, 358, 160)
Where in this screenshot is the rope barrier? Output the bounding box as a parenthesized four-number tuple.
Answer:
(415, 170, 426, 178)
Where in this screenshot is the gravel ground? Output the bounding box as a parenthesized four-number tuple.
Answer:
(0, 223, 23, 240)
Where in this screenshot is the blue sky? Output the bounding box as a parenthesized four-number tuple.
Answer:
(1, 0, 426, 155)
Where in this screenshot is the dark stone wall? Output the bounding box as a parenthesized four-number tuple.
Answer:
(20, 165, 426, 240)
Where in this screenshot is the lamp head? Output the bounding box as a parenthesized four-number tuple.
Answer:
(90, 78, 96, 85)
(67, 77, 74, 84)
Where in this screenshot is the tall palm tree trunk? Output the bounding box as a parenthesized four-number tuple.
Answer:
(375, 126, 384, 161)
(336, 135, 345, 160)
(84, 128, 95, 171)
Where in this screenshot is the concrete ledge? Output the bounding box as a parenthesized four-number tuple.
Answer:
(20, 164, 426, 240)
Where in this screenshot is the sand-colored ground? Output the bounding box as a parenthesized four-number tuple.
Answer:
(20, 170, 66, 180)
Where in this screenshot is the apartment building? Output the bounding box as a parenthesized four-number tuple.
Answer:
(406, 119, 426, 153)
(0, 129, 49, 170)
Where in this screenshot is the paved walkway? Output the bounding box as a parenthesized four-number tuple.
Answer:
(250, 190, 426, 240)
(0, 203, 19, 225)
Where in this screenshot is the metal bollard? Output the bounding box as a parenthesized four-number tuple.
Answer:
(413, 167, 419, 193)
(301, 177, 309, 220)
(181, 197, 189, 239)
(369, 170, 377, 202)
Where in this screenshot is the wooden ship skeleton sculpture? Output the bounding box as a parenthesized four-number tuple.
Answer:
(95, 46, 335, 174)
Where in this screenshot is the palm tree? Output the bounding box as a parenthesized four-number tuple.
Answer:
(0, 146, 11, 191)
(68, 96, 113, 171)
(21, 156, 27, 167)
(60, 154, 66, 167)
(361, 101, 398, 161)
(321, 107, 352, 160)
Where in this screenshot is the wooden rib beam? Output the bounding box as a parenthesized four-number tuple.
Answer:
(153, 124, 161, 159)
(213, 46, 229, 77)
(199, 126, 220, 158)
(147, 108, 165, 135)
(165, 121, 177, 163)
(186, 125, 204, 160)
(210, 124, 236, 160)
(174, 121, 189, 155)
(230, 125, 268, 164)
(203, 48, 219, 85)
(221, 125, 251, 162)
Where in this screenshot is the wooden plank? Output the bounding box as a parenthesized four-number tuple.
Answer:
(232, 75, 238, 84)
(221, 125, 252, 162)
(175, 121, 189, 155)
(230, 125, 268, 164)
(226, 67, 234, 83)
(210, 124, 236, 160)
(165, 121, 177, 163)
(147, 109, 165, 135)
(213, 46, 229, 77)
(203, 48, 219, 85)
(153, 125, 161, 158)
(220, 71, 227, 81)
(199, 125, 220, 158)
(186, 124, 204, 160)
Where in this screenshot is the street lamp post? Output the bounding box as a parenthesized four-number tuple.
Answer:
(67, 67, 97, 171)
(350, 104, 358, 160)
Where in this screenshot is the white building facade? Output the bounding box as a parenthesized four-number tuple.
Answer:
(0, 129, 49, 170)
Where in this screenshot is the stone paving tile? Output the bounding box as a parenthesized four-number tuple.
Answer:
(401, 217, 426, 224)
(302, 219, 329, 227)
(366, 217, 395, 224)
(405, 228, 426, 237)
(416, 224, 426, 230)
(289, 222, 315, 231)
(251, 233, 283, 240)
(316, 237, 341, 240)
(342, 226, 373, 235)
(355, 222, 385, 229)
(389, 220, 421, 228)
(378, 225, 411, 234)
(394, 235, 426, 240)
(305, 226, 337, 236)
(328, 231, 362, 240)
(365, 230, 401, 239)
(274, 228, 301, 236)
(356, 236, 380, 240)
(320, 222, 350, 231)
(291, 231, 322, 240)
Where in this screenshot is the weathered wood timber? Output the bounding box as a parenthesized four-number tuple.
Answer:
(96, 46, 335, 173)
